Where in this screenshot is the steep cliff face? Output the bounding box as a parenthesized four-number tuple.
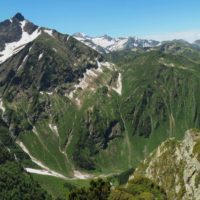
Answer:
(132, 129, 200, 200)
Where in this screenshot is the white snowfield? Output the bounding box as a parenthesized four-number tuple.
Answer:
(91, 36, 116, 49)
(108, 38, 128, 51)
(74, 34, 128, 52)
(0, 20, 41, 64)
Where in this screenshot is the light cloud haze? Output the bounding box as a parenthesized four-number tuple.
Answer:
(143, 31, 200, 43)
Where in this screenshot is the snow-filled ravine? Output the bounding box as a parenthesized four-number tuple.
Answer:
(16, 140, 94, 180)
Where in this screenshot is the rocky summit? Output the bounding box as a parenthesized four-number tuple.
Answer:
(132, 129, 200, 200)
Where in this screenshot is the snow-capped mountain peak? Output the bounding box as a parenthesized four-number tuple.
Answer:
(73, 33, 160, 53)
(0, 13, 42, 64)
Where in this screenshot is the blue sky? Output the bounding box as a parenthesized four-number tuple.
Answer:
(1, 0, 200, 41)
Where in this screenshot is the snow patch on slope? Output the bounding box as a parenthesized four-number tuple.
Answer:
(73, 170, 92, 179)
(16, 140, 67, 179)
(18, 54, 29, 71)
(112, 73, 122, 95)
(39, 91, 53, 96)
(0, 20, 41, 64)
(44, 29, 54, 37)
(46, 92, 53, 95)
(49, 124, 59, 137)
(16, 140, 94, 180)
(25, 168, 64, 177)
(32, 126, 39, 136)
(68, 61, 113, 99)
(91, 36, 115, 49)
(52, 48, 57, 52)
(0, 99, 6, 114)
(38, 53, 43, 61)
(67, 35, 70, 41)
(108, 38, 128, 51)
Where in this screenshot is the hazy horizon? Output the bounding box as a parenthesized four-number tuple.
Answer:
(1, 0, 200, 42)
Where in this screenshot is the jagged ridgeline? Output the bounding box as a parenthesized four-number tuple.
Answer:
(1, 13, 200, 182)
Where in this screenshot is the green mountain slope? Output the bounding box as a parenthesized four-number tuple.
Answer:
(0, 14, 123, 178)
(2, 39, 200, 177)
(1, 15, 200, 192)
(108, 46, 200, 167)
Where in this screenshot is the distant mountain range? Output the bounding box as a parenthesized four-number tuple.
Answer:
(73, 32, 200, 54)
(73, 32, 161, 53)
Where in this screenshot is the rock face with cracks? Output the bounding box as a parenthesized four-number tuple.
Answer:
(132, 129, 200, 200)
